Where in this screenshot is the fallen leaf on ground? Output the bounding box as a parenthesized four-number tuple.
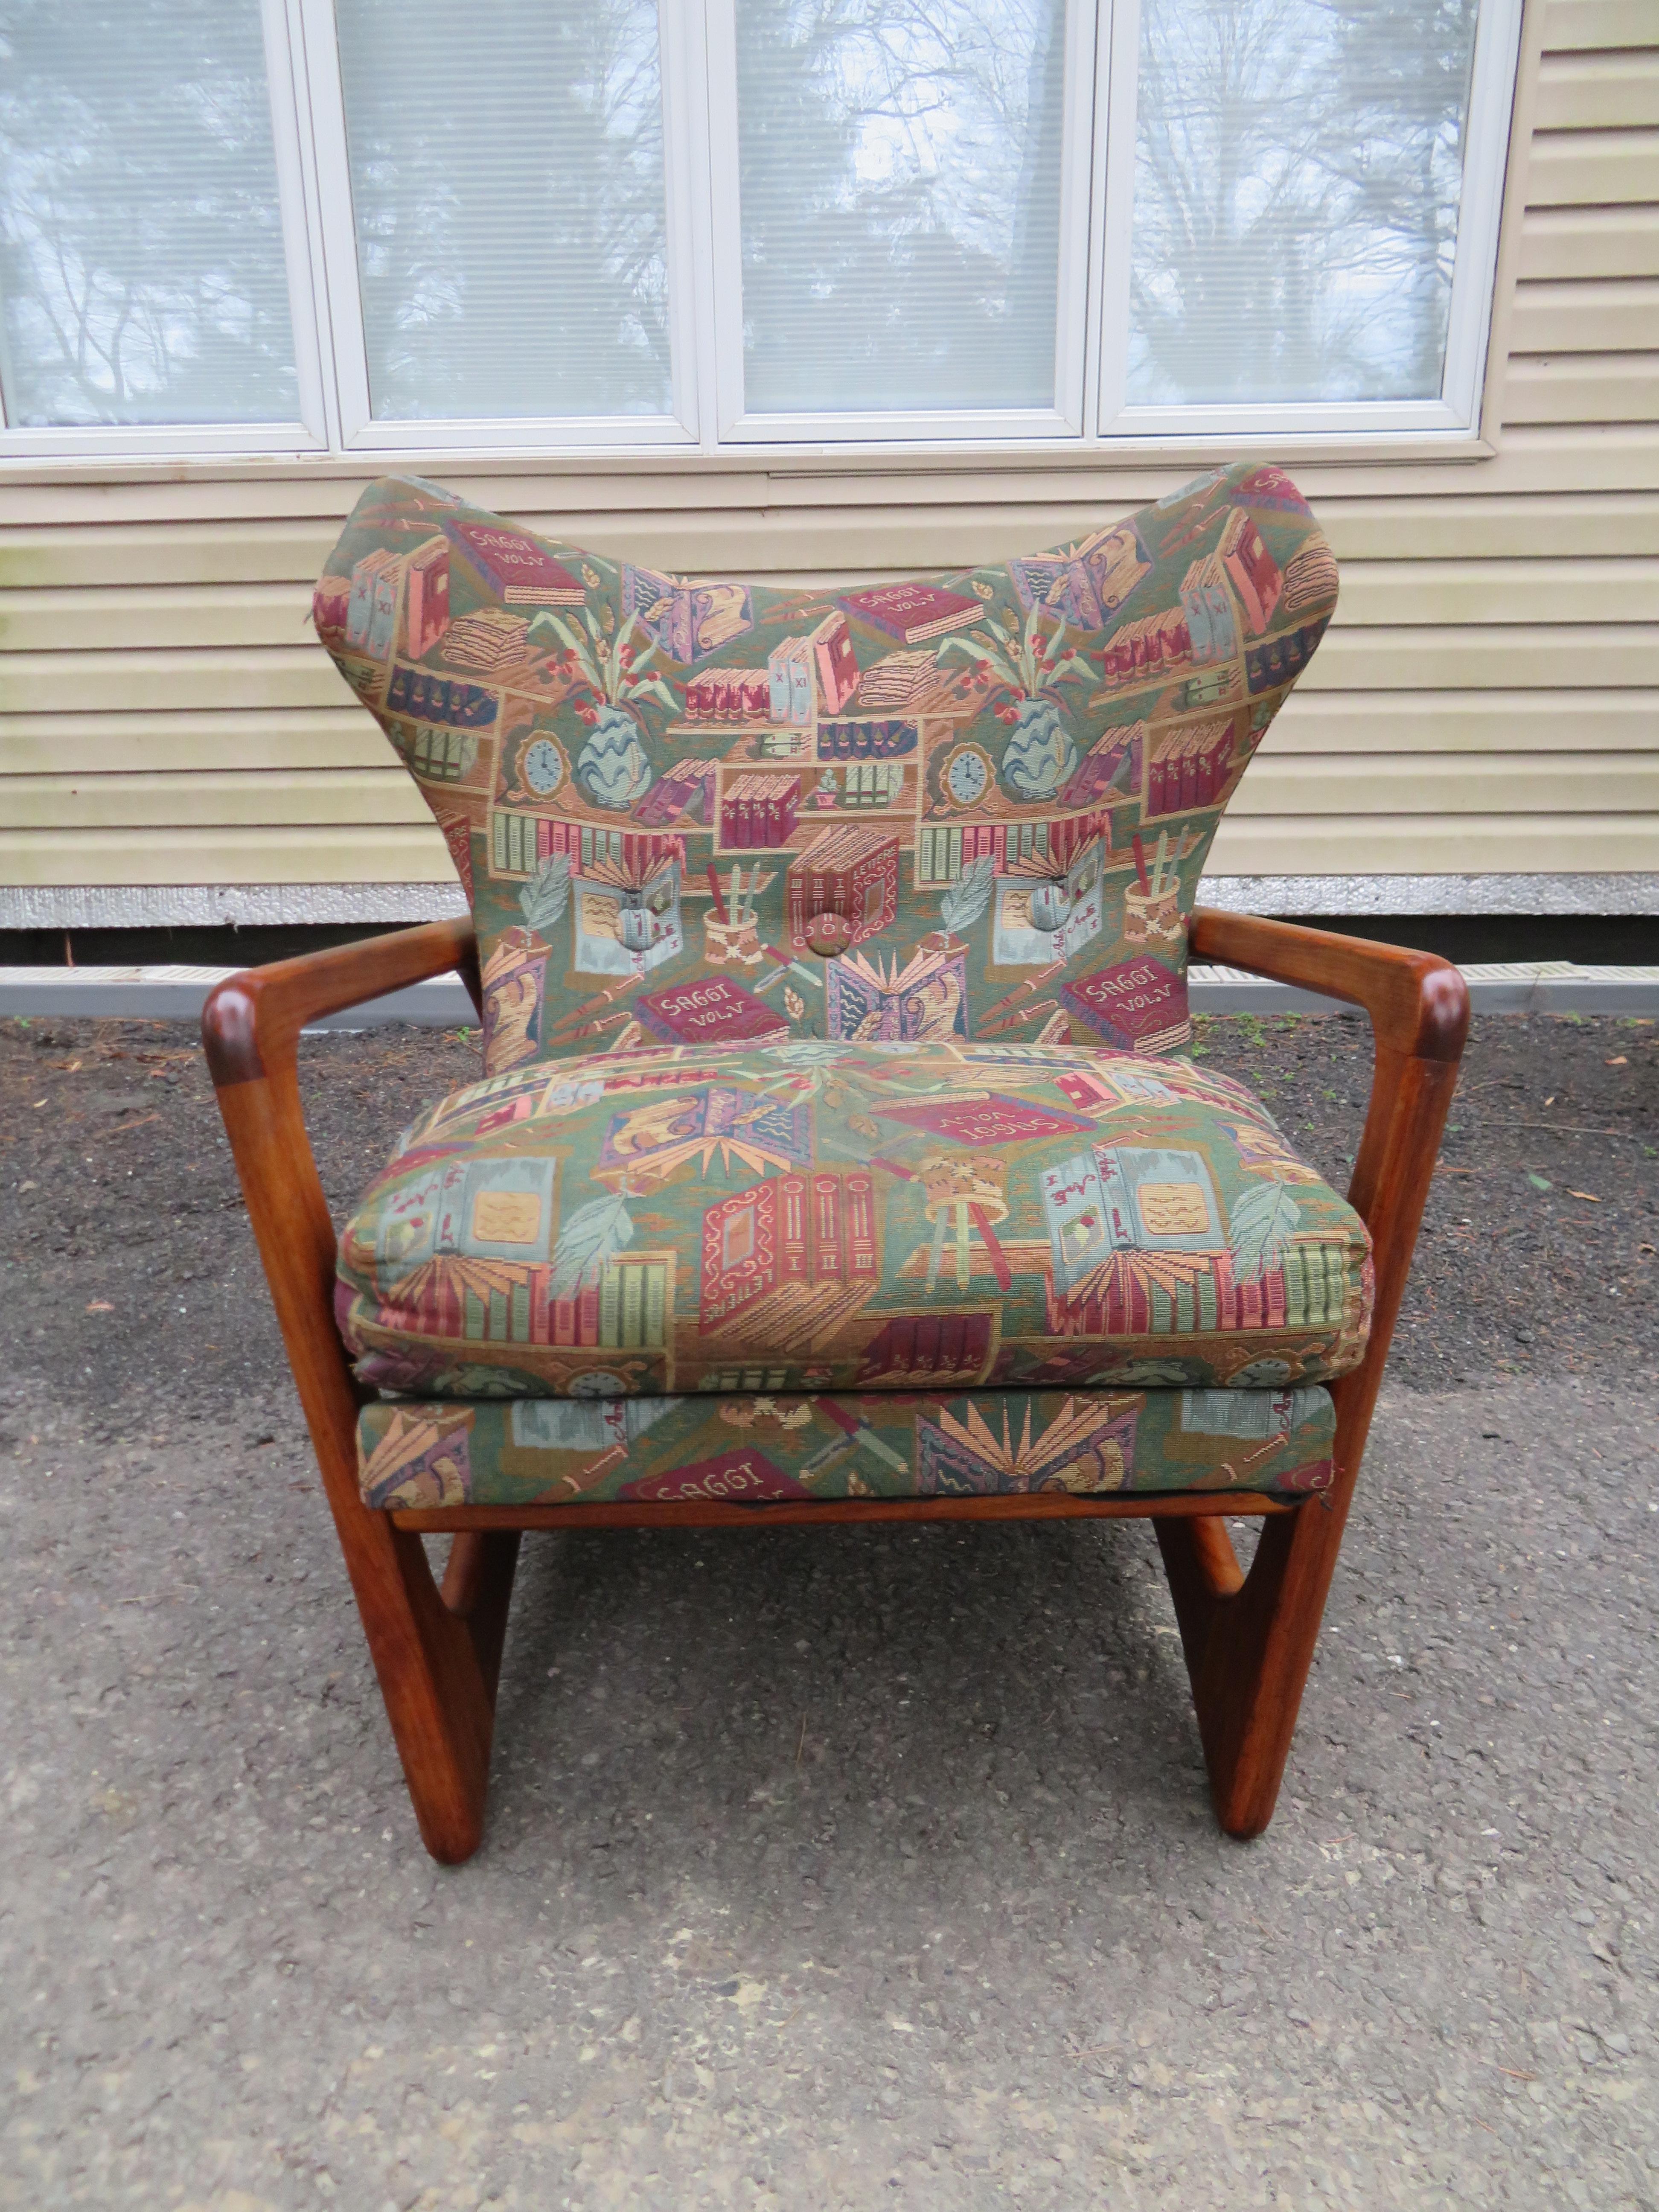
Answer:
(1606, 1056, 1628, 1066)
(1566, 1190, 1601, 1202)
(85, 1301, 114, 1313)
(1526, 1173, 1552, 1192)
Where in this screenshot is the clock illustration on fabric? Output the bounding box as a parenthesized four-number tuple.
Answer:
(518, 736, 567, 797)
(941, 743, 993, 808)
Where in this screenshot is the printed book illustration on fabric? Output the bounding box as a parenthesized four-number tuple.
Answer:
(354, 1384, 1342, 1511)
(314, 463, 1339, 1076)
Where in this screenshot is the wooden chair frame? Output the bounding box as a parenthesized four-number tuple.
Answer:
(202, 909, 1467, 1863)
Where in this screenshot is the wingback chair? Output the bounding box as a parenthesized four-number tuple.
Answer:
(204, 464, 1467, 1863)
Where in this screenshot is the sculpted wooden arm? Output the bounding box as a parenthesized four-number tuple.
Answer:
(201, 917, 480, 1425)
(201, 917, 480, 1087)
(201, 922, 478, 1508)
(1188, 904, 1467, 1281)
(201, 920, 504, 1864)
(1188, 905, 1469, 1439)
(1187, 908, 1468, 1400)
(1188, 906, 1468, 1064)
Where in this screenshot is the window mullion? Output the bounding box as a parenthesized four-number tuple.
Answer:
(1052, 0, 1104, 435)
(293, 0, 373, 449)
(699, 0, 747, 444)
(263, 0, 341, 451)
(1093, 0, 1140, 435)
(661, 0, 716, 447)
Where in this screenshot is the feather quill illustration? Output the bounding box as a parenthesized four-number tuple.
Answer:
(1227, 1182, 1301, 1285)
(519, 852, 572, 938)
(939, 855, 995, 939)
(549, 1189, 635, 1298)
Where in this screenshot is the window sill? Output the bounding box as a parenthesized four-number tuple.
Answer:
(0, 428, 1500, 489)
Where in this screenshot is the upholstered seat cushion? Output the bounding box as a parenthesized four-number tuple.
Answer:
(358, 1385, 1338, 1509)
(338, 1036, 1371, 1400)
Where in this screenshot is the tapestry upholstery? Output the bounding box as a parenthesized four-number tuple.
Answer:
(337, 1037, 1372, 1402)
(357, 1385, 1338, 1510)
(314, 464, 1338, 1075)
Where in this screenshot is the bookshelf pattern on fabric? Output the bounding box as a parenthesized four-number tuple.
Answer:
(314, 462, 1338, 1078)
(337, 1035, 1374, 1408)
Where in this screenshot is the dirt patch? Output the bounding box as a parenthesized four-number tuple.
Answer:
(1, 1009, 1654, 1417)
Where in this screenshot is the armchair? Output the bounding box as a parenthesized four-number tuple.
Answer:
(204, 906, 1465, 1861)
(204, 461, 1469, 1861)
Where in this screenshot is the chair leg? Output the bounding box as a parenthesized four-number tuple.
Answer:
(439, 1530, 522, 1706)
(336, 1518, 516, 1864)
(1155, 1490, 1350, 1839)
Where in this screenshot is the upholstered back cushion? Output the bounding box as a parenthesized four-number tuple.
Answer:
(315, 465, 1336, 1074)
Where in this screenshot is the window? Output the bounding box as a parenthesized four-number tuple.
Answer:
(710, 0, 1086, 433)
(0, 0, 321, 446)
(0, 0, 1523, 458)
(329, 0, 675, 424)
(1112, 0, 1503, 432)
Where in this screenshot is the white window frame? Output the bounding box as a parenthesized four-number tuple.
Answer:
(0, 0, 1524, 462)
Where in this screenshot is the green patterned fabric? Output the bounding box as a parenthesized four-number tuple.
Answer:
(337, 1037, 1371, 1401)
(357, 1384, 1338, 1509)
(321, 464, 1357, 1508)
(314, 463, 1336, 1075)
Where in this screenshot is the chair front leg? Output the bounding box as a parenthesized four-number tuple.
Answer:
(1157, 937, 1467, 1837)
(204, 929, 513, 1864)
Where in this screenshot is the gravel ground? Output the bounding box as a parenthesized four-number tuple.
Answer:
(2, 1009, 1656, 2210)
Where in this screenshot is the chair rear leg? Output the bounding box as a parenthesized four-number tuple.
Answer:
(439, 1530, 522, 1706)
(1156, 1489, 1351, 1839)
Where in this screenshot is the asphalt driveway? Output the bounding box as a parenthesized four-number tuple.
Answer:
(2, 1009, 1655, 2210)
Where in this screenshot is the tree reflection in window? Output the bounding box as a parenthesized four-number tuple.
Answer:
(1129, 0, 1481, 406)
(0, 0, 296, 426)
(735, 0, 1068, 414)
(336, 0, 672, 421)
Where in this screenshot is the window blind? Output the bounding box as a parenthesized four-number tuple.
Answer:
(0, 0, 297, 426)
(334, 0, 673, 421)
(732, 0, 1068, 415)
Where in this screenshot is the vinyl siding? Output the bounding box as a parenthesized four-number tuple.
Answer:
(0, 0, 1655, 910)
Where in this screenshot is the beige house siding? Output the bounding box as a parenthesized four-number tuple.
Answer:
(1, 0, 1655, 917)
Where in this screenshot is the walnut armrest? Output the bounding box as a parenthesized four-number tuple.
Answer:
(1188, 906, 1467, 1064)
(201, 921, 481, 1515)
(1189, 899, 1469, 1227)
(201, 917, 480, 1088)
(1188, 904, 1470, 1481)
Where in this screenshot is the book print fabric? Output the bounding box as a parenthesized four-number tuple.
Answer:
(357, 1385, 1339, 1509)
(336, 1036, 1373, 1404)
(314, 463, 1338, 1074)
